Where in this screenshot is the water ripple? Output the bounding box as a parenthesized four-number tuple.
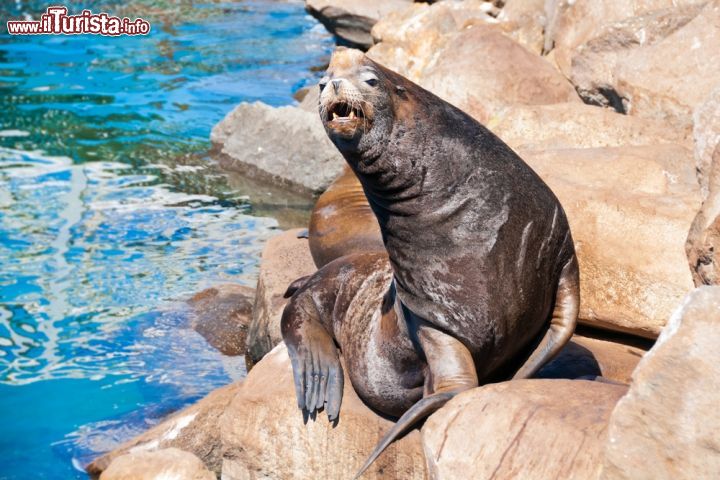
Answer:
(0, 147, 277, 384)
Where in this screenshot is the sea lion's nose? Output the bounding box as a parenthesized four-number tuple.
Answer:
(332, 80, 341, 93)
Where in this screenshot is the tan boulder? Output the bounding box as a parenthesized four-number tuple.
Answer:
(87, 382, 242, 476)
(305, 0, 413, 49)
(245, 229, 316, 368)
(418, 25, 581, 123)
(368, 0, 497, 80)
(423, 380, 627, 480)
(187, 284, 255, 356)
(99, 448, 215, 480)
(551, 0, 704, 63)
(488, 102, 690, 151)
(210, 102, 344, 195)
(220, 344, 426, 480)
(519, 145, 701, 338)
(497, 0, 547, 54)
(539, 333, 649, 384)
(559, 4, 706, 110)
(612, 1, 720, 130)
(601, 286, 720, 479)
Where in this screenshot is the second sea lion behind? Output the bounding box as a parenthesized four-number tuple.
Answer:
(308, 165, 383, 268)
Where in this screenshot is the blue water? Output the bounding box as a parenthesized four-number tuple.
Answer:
(0, 1, 332, 478)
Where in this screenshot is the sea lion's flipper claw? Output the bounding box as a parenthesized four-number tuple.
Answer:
(304, 353, 315, 411)
(326, 363, 344, 421)
(318, 366, 329, 411)
(289, 351, 306, 410)
(353, 391, 456, 479)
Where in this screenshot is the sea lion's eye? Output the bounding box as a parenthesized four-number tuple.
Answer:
(365, 78, 379, 87)
(319, 77, 329, 92)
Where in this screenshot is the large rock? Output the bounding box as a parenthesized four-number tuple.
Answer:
(557, 4, 706, 110)
(220, 344, 426, 480)
(496, 0, 547, 54)
(187, 284, 255, 356)
(87, 382, 242, 476)
(210, 102, 344, 195)
(305, 0, 413, 49)
(423, 380, 627, 480)
(520, 145, 701, 338)
(601, 286, 720, 479)
(551, 0, 704, 58)
(686, 147, 720, 285)
(245, 229, 316, 367)
(99, 448, 215, 480)
(611, 1, 720, 130)
(487, 102, 690, 151)
(368, 0, 497, 81)
(417, 25, 581, 123)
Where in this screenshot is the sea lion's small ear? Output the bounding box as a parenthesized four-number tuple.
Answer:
(395, 85, 407, 98)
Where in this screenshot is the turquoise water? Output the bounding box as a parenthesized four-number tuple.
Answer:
(0, 1, 332, 478)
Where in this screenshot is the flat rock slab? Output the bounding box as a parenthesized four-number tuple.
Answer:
(423, 380, 628, 480)
(220, 344, 426, 480)
(602, 286, 720, 479)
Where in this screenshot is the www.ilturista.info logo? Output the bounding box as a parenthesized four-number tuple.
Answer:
(7, 6, 150, 36)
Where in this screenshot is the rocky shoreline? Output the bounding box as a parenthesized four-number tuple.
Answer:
(90, 1, 720, 478)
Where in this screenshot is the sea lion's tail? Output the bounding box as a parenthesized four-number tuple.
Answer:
(353, 391, 457, 479)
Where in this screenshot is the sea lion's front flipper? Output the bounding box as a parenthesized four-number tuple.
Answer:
(283, 275, 312, 298)
(513, 254, 580, 379)
(354, 321, 478, 478)
(281, 293, 344, 421)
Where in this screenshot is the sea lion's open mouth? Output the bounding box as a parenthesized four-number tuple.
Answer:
(325, 101, 365, 125)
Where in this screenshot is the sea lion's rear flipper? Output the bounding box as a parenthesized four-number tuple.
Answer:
(354, 321, 479, 478)
(281, 291, 344, 421)
(513, 254, 580, 379)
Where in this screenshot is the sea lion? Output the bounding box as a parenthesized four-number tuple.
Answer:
(281, 47, 580, 477)
(308, 165, 384, 268)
